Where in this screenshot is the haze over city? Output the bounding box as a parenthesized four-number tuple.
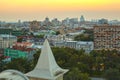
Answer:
(0, 0, 120, 22)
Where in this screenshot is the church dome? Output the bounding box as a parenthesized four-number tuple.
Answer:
(0, 70, 29, 80)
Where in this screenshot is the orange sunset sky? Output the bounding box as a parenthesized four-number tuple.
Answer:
(0, 0, 120, 22)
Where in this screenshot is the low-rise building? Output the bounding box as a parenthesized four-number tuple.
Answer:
(54, 41, 65, 47)
(76, 41, 94, 53)
(4, 42, 35, 60)
(65, 41, 77, 49)
(0, 54, 11, 62)
(4, 48, 27, 59)
(13, 42, 34, 48)
(54, 40, 94, 53)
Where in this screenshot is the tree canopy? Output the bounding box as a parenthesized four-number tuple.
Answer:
(1, 47, 120, 80)
(74, 29, 93, 41)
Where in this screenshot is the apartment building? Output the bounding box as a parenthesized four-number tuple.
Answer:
(0, 34, 17, 49)
(94, 25, 120, 51)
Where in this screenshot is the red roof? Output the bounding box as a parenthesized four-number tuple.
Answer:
(13, 42, 33, 47)
(0, 54, 10, 59)
(12, 46, 34, 52)
(17, 36, 33, 39)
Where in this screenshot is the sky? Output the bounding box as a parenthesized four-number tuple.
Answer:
(0, 0, 120, 22)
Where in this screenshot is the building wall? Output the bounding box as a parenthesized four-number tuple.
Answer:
(29, 21, 40, 31)
(94, 25, 120, 50)
(65, 41, 77, 49)
(76, 41, 94, 53)
(29, 77, 46, 80)
(0, 49, 4, 54)
(0, 28, 22, 36)
(28, 75, 63, 80)
(0, 28, 12, 34)
(0, 35, 17, 49)
(4, 48, 27, 59)
(56, 75, 63, 80)
(55, 41, 93, 53)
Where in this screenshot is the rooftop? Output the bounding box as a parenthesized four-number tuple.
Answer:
(26, 39, 68, 79)
(0, 34, 16, 38)
(0, 70, 29, 80)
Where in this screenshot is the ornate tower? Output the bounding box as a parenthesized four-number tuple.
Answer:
(26, 39, 68, 80)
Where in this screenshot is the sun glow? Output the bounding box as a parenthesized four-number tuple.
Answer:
(0, 0, 120, 21)
(1, 0, 119, 11)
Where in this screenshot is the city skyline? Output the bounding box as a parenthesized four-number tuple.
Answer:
(0, 0, 120, 22)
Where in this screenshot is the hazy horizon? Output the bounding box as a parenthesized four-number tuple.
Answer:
(0, 0, 120, 22)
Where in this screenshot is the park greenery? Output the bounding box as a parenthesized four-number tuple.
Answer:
(33, 34, 45, 38)
(1, 47, 120, 80)
(74, 29, 94, 41)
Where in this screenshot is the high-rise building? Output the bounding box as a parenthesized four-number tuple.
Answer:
(51, 18, 61, 26)
(80, 15, 85, 22)
(45, 17, 49, 23)
(98, 18, 108, 24)
(69, 18, 78, 28)
(29, 21, 40, 31)
(62, 18, 70, 26)
(94, 25, 120, 51)
(0, 34, 17, 49)
(0, 28, 12, 34)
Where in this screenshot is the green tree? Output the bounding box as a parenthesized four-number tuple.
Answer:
(64, 68, 91, 80)
(74, 34, 93, 41)
(103, 68, 120, 80)
(3, 58, 34, 73)
(34, 35, 44, 38)
(56, 31, 60, 35)
(33, 49, 41, 65)
(0, 55, 5, 71)
(84, 29, 93, 34)
(17, 37, 23, 42)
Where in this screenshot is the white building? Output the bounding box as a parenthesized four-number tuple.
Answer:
(80, 24, 93, 29)
(65, 41, 77, 49)
(0, 34, 17, 48)
(0, 70, 29, 80)
(68, 30, 85, 36)
(54, 40, 94, 53)
(76, 41, 94, 53)
(26, 39, 68, 80)
(54, 41, 65, 47)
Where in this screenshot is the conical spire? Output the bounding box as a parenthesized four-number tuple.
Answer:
(35, 39, 62, 71)
(26, 39, 68, 80)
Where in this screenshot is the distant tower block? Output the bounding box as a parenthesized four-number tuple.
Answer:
(26, 39, 68, 80)
(80, 15, 85, 22)
(29, 21, 40, 32)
